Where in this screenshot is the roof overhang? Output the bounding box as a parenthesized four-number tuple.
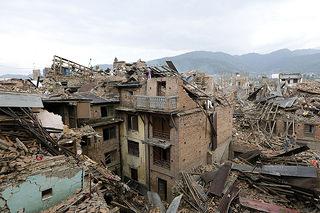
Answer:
(143, 138, 171, 149)
(0, 92, 43, 108)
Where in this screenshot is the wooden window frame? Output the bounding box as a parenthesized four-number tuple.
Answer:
(128, 114, 138, 131)
(128, 140, 139, 157)
(103, 126, 116, 141)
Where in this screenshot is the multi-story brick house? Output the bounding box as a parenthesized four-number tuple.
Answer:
(115, 67, 233, 201)
(78, 92, 122, 175)
(42, 91, 123, 175)
(42, 56, 233, 201)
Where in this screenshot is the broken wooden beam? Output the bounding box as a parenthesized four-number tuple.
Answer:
(239, 197, 299, 213)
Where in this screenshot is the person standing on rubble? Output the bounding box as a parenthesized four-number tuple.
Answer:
(284, 136, 290, 152)
(284, 134, 296, 151)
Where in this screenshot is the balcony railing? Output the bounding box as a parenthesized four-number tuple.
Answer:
(153, 159, 170, 169)
(135, 96, 177, 112)
(153, 129, 170, 140)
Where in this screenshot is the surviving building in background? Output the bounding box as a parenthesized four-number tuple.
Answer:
(279, 73, 303, 85)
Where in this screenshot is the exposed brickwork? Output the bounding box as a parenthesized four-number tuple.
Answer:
(215, 106, 233, 145)
(276, 119, 320, 141)
(150, 170, 175, 201)
(119, 87, 144, 108)
(82, 124, 121, 173)
(146, 77, 179, 97)
(178, 110, 210, 171)
(296, 123, 320, 141)
(149, 114, 178, 179)
(177, 81, 198, 111)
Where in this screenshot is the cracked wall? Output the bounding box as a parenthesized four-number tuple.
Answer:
(0, 168, 83, 213)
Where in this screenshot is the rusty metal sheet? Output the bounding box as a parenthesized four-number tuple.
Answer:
(217, 183, 239, 213)
(262, 165, 317, 178)
(274, 145, 309, 157)
(200, 170, 217, 184)
(238, 149, 261, 161)
(232, 164, 317, 178)
(285, 177, 319, 191)
(208, 162, 231, 196)
(240, 197, 299, 213)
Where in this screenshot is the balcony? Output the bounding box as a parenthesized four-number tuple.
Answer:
(153, 146, 171, 169)
(153, 129, 170, 140)
(153, 159, 170, 169)
(135, 96, 177, 112)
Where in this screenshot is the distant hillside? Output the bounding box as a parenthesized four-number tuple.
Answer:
(99, 48, 320, 74)
(148, 51, 247, 74)
(0, 74, 31, 79)
(148, 49, 320, 74)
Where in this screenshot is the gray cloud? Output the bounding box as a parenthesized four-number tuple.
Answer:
(0, 0, 319, 74)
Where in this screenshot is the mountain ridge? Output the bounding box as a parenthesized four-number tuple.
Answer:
(99, 48, 320, 74)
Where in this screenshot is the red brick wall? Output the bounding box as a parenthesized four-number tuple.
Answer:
(178, 110, 211, 171)
(276, 120, 320, 142)
(296, 122, 320, 141)
(216, 106, 233, 145)
(150, 170, 175, 201)
(177, 81, 198, 111)
(148, 110, 211, 201)
(82, 125, 120, 171)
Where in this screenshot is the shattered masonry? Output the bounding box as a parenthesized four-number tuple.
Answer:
(0, 56, 319, 213)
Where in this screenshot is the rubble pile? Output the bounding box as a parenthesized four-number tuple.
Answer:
(0, 106, 148, 212)
(2, 54, 320, 213)
(45, 189, 113, 213)
(173, 147, 320, 212)
(81, 156, 148, 212)
(297, 80, 320, 95)
(170, 79, 320, 212)
(0, 79, 39, 93)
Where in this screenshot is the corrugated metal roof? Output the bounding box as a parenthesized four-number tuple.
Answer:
(77, 92, 119, 104)
(268, 97, 298, 108)
(0, 93, 43, 108)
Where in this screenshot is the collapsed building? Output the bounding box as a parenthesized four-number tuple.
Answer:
(1, 55, 319, 212)
(167, 75, 320, 212)
(244, 79, 320, 150)
(0, 92, 149, 212)
(0, 93, 84, 212)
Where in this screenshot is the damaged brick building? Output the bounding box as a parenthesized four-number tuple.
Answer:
(35, 56, 233, 202)
(1, 55, 320, 212)
(114, 60, 233, 201)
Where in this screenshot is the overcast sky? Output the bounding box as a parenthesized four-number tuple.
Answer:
(1, 0, 320, 74)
